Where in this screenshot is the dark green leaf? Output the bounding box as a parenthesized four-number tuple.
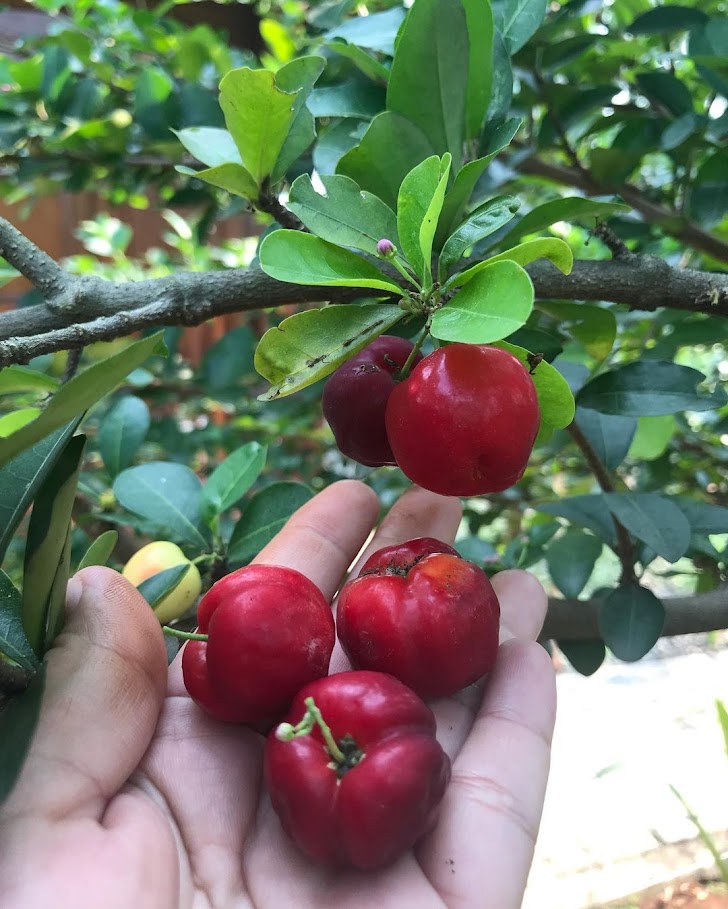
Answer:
(670, 498, 728, 535)
(492, 0, 548, 53)
(113, 462, 211, 551)
(325, 6, 405, 54)
(604, 492, 691, 563)
(439, 196, 521, 279)
(629, 5, 708, 34)
(557, 640, 606, 676)
(228, 482, 314, 567)
(198, 325, 255, 391)
(575, 408, 637, 471)
(497, 198, 630, 249)
(0, 664, 46, 802)
(547, 529, 602, 598)
(308, 80, 385, 119)
(271, 55, 327, 183)
(202, 442, 267, 518)
(23, 434, 86, 657)
(137, 564, 189, 610)
(313, 119, 368, 176)
(98, 395, 150, 478)
(598, 585, 665, 662)
(77, 531, 118, 571)
(577, 362, 727, 415)
(326, 41, 391, 83)
(689, 151, 728, 228)
(537, 301, 616, 364)
(536, 494, 617, 546)
(486, 30, 513, 123)
(636, 72, 693, 117)
(462, 0, 494, 139)
(0, 570, 38, 672)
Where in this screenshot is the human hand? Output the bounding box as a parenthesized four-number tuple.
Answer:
(0, 480, 556, 909)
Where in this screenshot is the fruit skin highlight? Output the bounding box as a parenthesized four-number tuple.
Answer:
(385, 343, 541, 496)
(265, 670, 451, 869)
(337, 537, 501, 699)
(122, 541, 201, 625)
(322, 335, 422, 467)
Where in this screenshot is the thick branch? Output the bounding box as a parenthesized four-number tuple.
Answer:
(543, 585, 728, 640)
(0, 218, 68, 298)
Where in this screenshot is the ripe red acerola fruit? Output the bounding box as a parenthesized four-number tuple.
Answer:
(322, 335, 422, 467)
(385, 343, 540, 496)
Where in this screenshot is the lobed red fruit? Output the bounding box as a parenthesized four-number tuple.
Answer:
(322, 335, 422, 467)
(337, 537, 500, 699)
(182, 564, 334, 724)
(385, 343, 540, 496)
(265, 670, 451, 869)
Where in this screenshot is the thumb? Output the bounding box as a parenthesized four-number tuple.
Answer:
(2, 566, 167, 821)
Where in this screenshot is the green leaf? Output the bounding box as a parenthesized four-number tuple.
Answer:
(547, 529, 602, 599)
(716, 700, 728, 759)
(0, 333, 166, 471)
(97, 395, 150, 478)
(492, 0, 548, 54)
(308, 80, 386, 119)
(689, 150, 728, 229)
(326, 40, 391, 83)
(259, 230, 402, 292)
(598, 585, 665, 662)
(77, 531, 118, 571)
(577, 362, 727, 416)
(272, 55, 327, 183)
(288, 174, 399, 256)
(538, 302, 616, 364)
(497, 198, 630, 250)
(574, 408, 637, 471)
(430, 260, 534, 344)
(0, 663, 46, 802)
(463, 0, 494, 139)
(254, 303, 404, 400)
(337, 111, 435, 209)
(175, 162, 258, 202)
(557, 640, 606, 677)
(0, 570, 38, 672)
(202, 442, 267, 519)
(137, 564, 189, 610)
(536, 494, 617, 546)
(314, 119, 368, 176)
(23, 434, 86, 657)
(670, 498, 728, 535)
(397, 155, 451, 283)
(487, 29, 512, 124)
(173, 127, 241, 168)
(325, 6, 405, 54)
(636, 72, 693, 118)
(629, 5, 708, 34)
(603, 492, 691, 563)
(198, 325, 256, 391)
(0, 366, 59, 396)
(228, 482, 314, 568)
(0, 421, 80, 566)
(0, 409, 42, 436)
(387, 0, 469, 166)
(627, 415, 676, 461)
(494, 340, 576, 430)
(438, 195, 521, 280)
(219, 67, 297, 186)
(113, 462, 211, 552)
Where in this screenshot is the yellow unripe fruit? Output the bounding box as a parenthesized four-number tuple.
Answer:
(122, 541, 202, 625)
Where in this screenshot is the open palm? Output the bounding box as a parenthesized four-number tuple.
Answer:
(0, 481, 556, 909)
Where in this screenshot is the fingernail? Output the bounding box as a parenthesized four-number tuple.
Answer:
(66, 577, 84, 613)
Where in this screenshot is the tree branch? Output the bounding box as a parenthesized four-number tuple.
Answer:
(0, 216, 727, 366)
(543, 585, 728, 640)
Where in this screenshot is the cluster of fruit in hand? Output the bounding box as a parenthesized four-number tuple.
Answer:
(176, 538, 500, 869)
(323, 335, 541, 496)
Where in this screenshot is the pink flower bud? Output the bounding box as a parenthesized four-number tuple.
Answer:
(377, 238, 396, 258)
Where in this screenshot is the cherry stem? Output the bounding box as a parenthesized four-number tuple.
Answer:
(275, 696, 347, 763)
(399, 324, 430, 379)
(162, 626, 209, 642)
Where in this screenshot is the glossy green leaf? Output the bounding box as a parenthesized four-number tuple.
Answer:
(23, 434, 86, 657)
(98, 395, 150, 478)
(0, 366, 59, 396)
(228, 482, 314, 567)
(387, 0, 469, 166)
(288, 174, 399, 256)
(497, 198, 630, 249)
(202, 441, 267, 518)
(113, 462, 211, 551)
(604, 492, 691, 563)
(0, 664, 46, 802)
(326, 40, 390, 83)
(487, 29, 512, 123)
(308, 80, 385, 119)
(0, 333, 166, 471)
(271, 55, 327, 183)
(137, 564, 189, 611)
(397, 156, 451, 283)
(462, 0, 494, 138)
(547, 529, 602, 599)
(0, 421, 80, 566)
(337, 111, 435, 209)
(173, 127, 241, 168)
(574, 408, 637, 471)
(493, 0, 548, 54)
(538, 301, 616, 364)
(77, 531, 118, 571)
(0, 410, 42, 436)
(325, 6, 405, 54)
(0, 570, 38, 672)
(219, 67, 297, 186)
(438, 195, 521, 280)
(670, 498, 728, 535)
(314, 119, 368, 176)
(494, 339, 576, 430)
(627, 415, 676, 461)
(259, 230, 402, 292)
(176, 162, 258, 201)
(254, 303, 404, 400)
(577, 362, 727, 415)
(536, 494, 617, 546)
(557, 640, 606, 677)
(430, 260, 533, 344)
(598, 585, 665, 662)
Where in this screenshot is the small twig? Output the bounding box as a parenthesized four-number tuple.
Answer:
(566, 420, 638, 585)
(61, 348, 83, 384)
(590, 222, 634, 260)
(256, 190, 306, 231)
